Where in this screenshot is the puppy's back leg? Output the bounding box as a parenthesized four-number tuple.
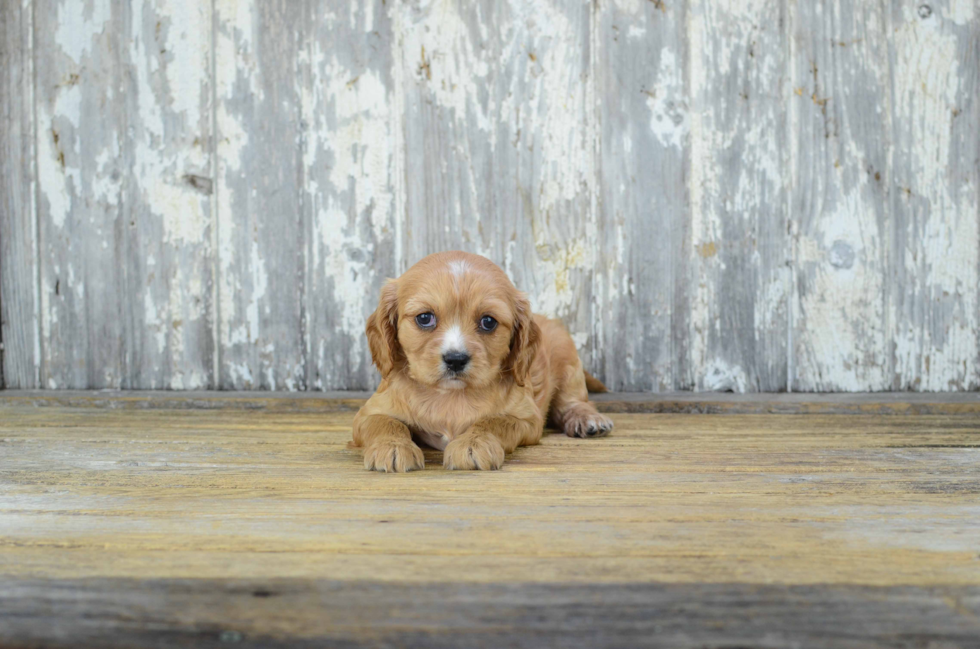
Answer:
(550, 361, 613, 439)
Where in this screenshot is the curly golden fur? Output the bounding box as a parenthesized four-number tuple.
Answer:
(352, 251, 612, 472)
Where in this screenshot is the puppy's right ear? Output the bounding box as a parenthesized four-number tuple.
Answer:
(366, 280, 401, 378)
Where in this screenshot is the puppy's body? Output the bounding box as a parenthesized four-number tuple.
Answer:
(353, 251, 611, 472)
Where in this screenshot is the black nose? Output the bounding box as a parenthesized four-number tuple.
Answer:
(443, 351, 470, 373)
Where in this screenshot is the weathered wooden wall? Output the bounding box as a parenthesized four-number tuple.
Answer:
(1, 0, 977, 392)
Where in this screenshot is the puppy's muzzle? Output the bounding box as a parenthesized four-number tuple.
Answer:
(442, 351, 470, 373)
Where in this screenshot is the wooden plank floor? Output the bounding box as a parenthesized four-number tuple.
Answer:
(1, 393, 979, 647)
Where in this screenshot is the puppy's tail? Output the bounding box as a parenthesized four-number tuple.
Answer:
(583, 371, 608, 393)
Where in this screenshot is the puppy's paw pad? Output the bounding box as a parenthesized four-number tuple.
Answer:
(564, 411, 613, 438)
(363, 439, 425, 473)
(443, 434, 505, 471)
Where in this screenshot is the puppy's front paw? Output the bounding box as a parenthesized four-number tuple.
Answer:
(443, 433, 505, 471)
(563, 407, 613, 438)
(363, 438, 425, 473)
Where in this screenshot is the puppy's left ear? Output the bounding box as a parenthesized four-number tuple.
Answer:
(366, 280, 401, 378)
(507, 291, 540, 386)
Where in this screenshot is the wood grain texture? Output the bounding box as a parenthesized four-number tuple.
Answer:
(687, 0, 791, 392)
(2, 389, 978, 414)
(214, 0, 398, 392)
(2, 403, 979, 586)
(2, 579, 979, 648)
(887, 1, 980, 391)
(0, 0, 38, 389)
(1, 0, 979, 392)
(0, 397, 978, 645)
(214, 0, 306, 390)
(300, 0, 398, 391)
(791, 0, 894, 391)
(32, 0, 215, 390)
(595, 0, 688, 391)
(791, 0, 980, 392)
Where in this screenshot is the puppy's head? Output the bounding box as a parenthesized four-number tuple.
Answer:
(367, 252, 539, 390)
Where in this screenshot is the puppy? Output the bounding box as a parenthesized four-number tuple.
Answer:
(352, 251, 612, 472)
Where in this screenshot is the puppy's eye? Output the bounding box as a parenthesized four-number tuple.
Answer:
(415, 312, 436, 329)
(478, 315, 498, 332)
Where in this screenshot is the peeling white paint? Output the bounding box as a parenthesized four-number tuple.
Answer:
(646, 48, 687, 149)
(90, 145, 121, 208)
(397, 0, 490, 130)
(312, 204, 374, 368)
(755, 278, 787, 342)
(214, 0, 263, 387)
(687, 0, 794, 390)
(687, 0, 721, 383)
(890, 5, 978, 390)
(301, 21, 397, 387)
(520, 0, 593, 217)
(627, 25, 646, 39)
(610, 0, 645, 14)
(130, 0, 211, 390)
(947, 0, 975, 25)
(791, 0, 898, 392)
(214, 0, 258, 98)
(702, 359, 748, 393)
(161, 1, 207, 122)
(143, 290, 167, 355)
(55, 0, 111, 64)
(36, 108, 75, 230)
(15, 0, 979, 393)
(323, 63, 391, 242)
(246, 238, 268, 345)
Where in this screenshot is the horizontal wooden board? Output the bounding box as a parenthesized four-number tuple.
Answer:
(2, 406, 979, 585)
(1, 391, 978, 414)
(2, 578, 979, 648)
(1, 400, 978, 645)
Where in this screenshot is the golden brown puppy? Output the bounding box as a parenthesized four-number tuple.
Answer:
(352, 251, 612, 472)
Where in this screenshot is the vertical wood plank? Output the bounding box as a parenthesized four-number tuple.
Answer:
(301, 0, 398, 391)
(790, 0, 892, 391)
(33, 0, 215, 389)
(687, 0, 790, 391)
(888, 1, 979, 391)
(394, 0, 597, 364)
(0, 0, 39, 389)
(594, 0, 688, 391)
(214, 1, 305, 390)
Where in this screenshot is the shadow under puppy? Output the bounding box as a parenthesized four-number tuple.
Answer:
(352, 251, 612, 472)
